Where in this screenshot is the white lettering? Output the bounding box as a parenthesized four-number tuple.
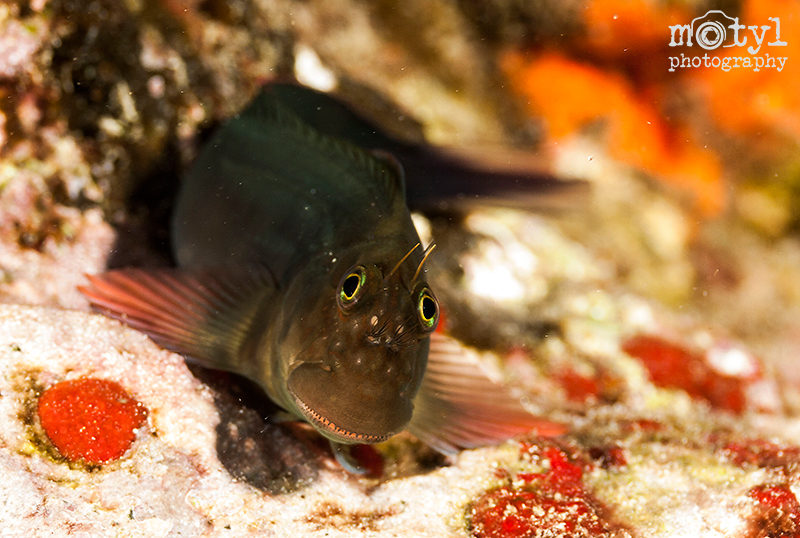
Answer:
(768, 18, 788, 46)
(669, 24, 692, 46)
(747, 25, 770, 54)
(728, 18, 747, 47)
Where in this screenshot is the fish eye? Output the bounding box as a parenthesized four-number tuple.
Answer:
(338, 266, 367, 307)
(417, 288, 439, 330)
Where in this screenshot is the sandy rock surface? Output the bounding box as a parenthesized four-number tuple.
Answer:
(0, 305, 472, 537)
(1, 203, 799, 537)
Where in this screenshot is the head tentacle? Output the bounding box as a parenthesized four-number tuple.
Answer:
(385, 242, 420, 282)
(411, 243, 436, 288)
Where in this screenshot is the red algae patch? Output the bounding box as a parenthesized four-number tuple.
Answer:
(469, 444, 628, 538)
(719, 438, 800, 470)
(37, 377, 148, 464)
(622, 335, 760, 414)
(748, 484, 800, 538)
(554, 366, 602, 404)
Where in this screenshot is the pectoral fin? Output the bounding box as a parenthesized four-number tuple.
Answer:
(407, 333, 566, 455)
(79, 265, 276, 374)
(330, 441, 368, 475)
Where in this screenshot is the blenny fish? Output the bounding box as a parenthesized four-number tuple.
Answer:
(80, 82, 566, 473)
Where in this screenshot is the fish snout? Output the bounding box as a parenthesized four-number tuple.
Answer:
(332, 339, 416, 389)
(287, 360, 414, 444)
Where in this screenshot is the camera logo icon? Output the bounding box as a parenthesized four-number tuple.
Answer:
(694, 11, 737, 49)
(669, 10, 740, 50)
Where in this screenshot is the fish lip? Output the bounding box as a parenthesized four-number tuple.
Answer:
(290, 392, 393, 444)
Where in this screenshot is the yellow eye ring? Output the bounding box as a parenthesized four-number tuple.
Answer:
(417, 288, 438, 330)
(338, 266, 366, 306)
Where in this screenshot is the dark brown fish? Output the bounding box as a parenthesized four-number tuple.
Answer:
(80, 83, 566, 473)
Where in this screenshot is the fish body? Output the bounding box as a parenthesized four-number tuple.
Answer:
(172, 91, 417, 280)
(81, 83, 565, 470)
(174, 88, 437, 444)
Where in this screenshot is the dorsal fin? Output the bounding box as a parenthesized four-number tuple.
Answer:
(239, 87, 404, 203)
(370, 149, 406, 202)
(255, 80, 588, 214)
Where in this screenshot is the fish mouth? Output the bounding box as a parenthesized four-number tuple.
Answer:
(291, 393, 393, 444)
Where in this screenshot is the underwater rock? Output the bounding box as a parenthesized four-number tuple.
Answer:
(0, 204, 799, 536)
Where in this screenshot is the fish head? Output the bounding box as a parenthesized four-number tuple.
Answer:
(281, 245, 439, 444)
